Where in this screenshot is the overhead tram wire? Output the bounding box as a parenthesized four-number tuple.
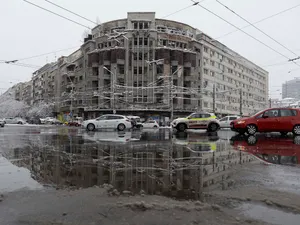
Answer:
(44, 0, 97, 25)
(0, 62, 41, 69)
(23, 0, 91, 29)
(2, 46, 79, 64)
(190, 0, 300, 66)
(215, 0, 300, 63)
(215, 3, 300, 40)
(161, 1, 204, 19)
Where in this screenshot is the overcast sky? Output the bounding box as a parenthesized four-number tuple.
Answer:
(1, 0, 300, 98)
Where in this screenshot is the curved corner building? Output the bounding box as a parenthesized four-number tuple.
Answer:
(58, 12, 268, 119)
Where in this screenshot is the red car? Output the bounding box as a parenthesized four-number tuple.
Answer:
(230, 135, 300, 165)
(230, 108, 300, 135)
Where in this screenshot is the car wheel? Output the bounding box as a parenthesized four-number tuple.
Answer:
(293, 125, 300, 135)
(117, 123, 126, 131)
(247, 135, 257, 145)
(87, 123, 95, 131)
(208, 123, 219, 132)
(154, 125, 158, 128)
(177, 123, 187, 132)
(293, 135, 300, 145)
(246, 124, 257, 135)
(17, 121, 23, 125)
(280, 132, 288, 136)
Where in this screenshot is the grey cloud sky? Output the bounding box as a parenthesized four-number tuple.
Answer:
(1, 0, 300, 98)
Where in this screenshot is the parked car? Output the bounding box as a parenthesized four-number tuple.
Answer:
(0, 119, 5, 127)
(171, 112, 220, 132)
(142, 120, 159, 128)
(230, 108, 300, 135)
(127, 116, 143, 128)
(3, 117, 26, 125)
(219, 115, 240, 128)
(82, 114, 132, 131)
(40, 117, 54, 124)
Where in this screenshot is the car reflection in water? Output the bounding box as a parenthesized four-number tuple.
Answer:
(230, 134, 300, 166)
(7, 129, 256, 200)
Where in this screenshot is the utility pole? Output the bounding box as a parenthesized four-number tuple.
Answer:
(239, 88, 243, 117)
(269, 98, 272, 108)
(212, 83, 216, 113)
(103, 66, 116, 114)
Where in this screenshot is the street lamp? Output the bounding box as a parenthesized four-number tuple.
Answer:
(103, 66, 116, 114)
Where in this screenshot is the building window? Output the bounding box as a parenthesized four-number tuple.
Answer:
(210, 60, 215, 66)
(139, 67, 143, 74)
(210, 71, 215, 77)
(134, 67, 137, 75)
(204, 69, 208, 74)
(118, 64, 124, 74)
(134, 38, 138, 46)
(139, 38, 143, 45)
(139, 22, 143, 30)
(144, 38, 148, 45)
(144, 22, 149, 29)
(133, 22, 138, 29)
(204, 47, 208, 53)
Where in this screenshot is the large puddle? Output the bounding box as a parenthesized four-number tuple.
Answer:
(240, 203, 300, 225)
(1, 126, 300, 199)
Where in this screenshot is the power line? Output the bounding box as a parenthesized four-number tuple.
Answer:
(162, 1, 203, 19)
(191, 0, 300, 65)
(3, 46, 78, 63)
(0, 62, 41, 69)
(215, 0, 300, 58)
(44, 0, 97, 25)
(215, 3, 300, 40)
(23, 0, 91, 29)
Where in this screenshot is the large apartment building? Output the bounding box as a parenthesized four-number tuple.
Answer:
(15, 12, 268, 119)
(282, 77, 300, 100)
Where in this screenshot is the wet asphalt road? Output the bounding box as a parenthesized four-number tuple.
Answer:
(1, 125, 300, 224)
(0, 125, 299, 195)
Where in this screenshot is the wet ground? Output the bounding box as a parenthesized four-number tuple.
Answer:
(0, 125, 300, 224)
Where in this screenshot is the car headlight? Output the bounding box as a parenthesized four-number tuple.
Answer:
(237, 121, 245, 124)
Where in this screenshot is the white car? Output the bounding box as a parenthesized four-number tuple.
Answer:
(40, 117, 55, 124)
(219, 115, 240, 128)
(3, 117, 26, 125)
(142, 120, 159, 128)
(83, 114, 132, 131)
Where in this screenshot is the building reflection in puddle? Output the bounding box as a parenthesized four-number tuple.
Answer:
(7, 128, 256, 200)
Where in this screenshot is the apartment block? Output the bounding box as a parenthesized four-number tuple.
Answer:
(282, 77, 300, 100)
(82, 12, 268, 118)
(14, 12, 268, 119)
(14, 81, 33, 105)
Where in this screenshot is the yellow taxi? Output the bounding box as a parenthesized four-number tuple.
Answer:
(171, 112, 220, 132)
